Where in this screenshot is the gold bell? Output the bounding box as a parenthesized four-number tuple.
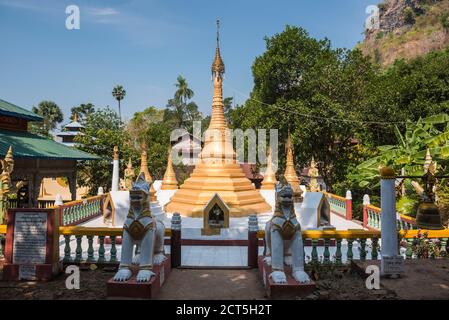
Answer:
(416, 202, 444, 230)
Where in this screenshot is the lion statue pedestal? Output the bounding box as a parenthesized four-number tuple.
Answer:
(259, 180, 315, 299)
(106, 173, 171, 299)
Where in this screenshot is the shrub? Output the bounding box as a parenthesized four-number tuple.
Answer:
(404, 7, 416, 24)
(440, 13, 449, 30)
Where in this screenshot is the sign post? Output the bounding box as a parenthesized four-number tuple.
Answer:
(3, 209, 61, 281)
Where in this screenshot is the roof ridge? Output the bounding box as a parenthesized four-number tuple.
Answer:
(0, 98, 43, 121)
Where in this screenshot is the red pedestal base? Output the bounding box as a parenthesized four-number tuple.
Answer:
(3, 262, 62, 281)
(107, 254, 171, 299)
(258, 256, 315, 299)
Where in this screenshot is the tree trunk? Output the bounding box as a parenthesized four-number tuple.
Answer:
(118, 100, 122, 122)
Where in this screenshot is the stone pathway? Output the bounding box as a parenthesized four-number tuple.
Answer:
(156, 268, 267, 300)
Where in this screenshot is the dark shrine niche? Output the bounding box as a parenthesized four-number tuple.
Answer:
(208, 203, 225, 228)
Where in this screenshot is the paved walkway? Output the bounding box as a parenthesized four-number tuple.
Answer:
(156, 268, 267, 300)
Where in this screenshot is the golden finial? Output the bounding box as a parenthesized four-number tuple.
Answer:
(139, 142, 152, 183)
(150, 183, 157, 202)
(73, 112, 79, 123)
(4, 146, 14, 173)
(113, 146, 119, 160)
(284, 132, 302, 200)
(161, 146, 178, 190)
(424, 148, 436, 175)
(211, 19, 225, 76)
(261, 147, 277, 190)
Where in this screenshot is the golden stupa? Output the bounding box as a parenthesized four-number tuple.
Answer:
(139, 142, 152, 183)
(284, 133, 302, 200)
(161, 147, 178, 190)
(260, 147, 277, 190)
(165, 21, 271, 217)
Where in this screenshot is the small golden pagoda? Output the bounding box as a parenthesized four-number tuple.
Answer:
(284, 133, 302, 201)
(165, 21, 271, 217)
(260, 147, 277, 190)
(161, 147, 178, 190)
(139, 142, 152, 183)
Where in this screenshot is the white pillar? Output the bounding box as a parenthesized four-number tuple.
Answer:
(112, 146, 120, 192)
(112, 159, 119, 191)
(380, 167, 397, 257)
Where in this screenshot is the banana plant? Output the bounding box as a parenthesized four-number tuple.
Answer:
(350, 113, 449, 188)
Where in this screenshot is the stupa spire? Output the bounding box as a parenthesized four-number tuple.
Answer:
(161, 147, 178, 190)
(261, 147, 277, 190)
(208, 19, 227, 132)
(284, 132, 302, 201)
(164, 21, 271, 217)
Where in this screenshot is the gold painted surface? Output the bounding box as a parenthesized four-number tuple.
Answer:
(283, 133, 302, 199)
(260, 148, 276, 190)
(139, 143, 152, 183)
(113, 146, 119, 160)
(165, 27, 270, 217)
(161, 147, 178, 190)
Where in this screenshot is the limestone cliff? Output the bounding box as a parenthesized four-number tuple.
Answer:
(360, 0, 449, 66)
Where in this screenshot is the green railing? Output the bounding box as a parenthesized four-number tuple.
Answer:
(58, 195, 106, 226)
(326, 194, 347, 216)
(365, 204, 416, 231)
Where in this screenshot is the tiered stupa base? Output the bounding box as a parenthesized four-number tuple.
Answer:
(164, 162, 271, 217)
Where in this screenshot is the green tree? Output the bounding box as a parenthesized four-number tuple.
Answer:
(165, 76, 202, 131)
(30, 100, 64, 137)
(174, 75, 194, 105)
(112, 85, 126, 121)
(70, 103, 95, 123)
(126, 106, 172, 179)
(75, 107, 131, 194)
(232, 26, 374, 191)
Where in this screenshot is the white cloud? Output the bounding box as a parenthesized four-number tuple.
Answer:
(87, 7, 119, 16)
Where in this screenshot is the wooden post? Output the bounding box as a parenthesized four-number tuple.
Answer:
(247, 215, 258, 268)
(345, 190, 352, 220)
(170, 213, 182, 268)
(363, 194, 370, 228)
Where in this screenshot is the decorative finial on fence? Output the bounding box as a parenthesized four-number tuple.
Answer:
(363, 194, 370, 206)
(171, 212, 182, 231)
(248, 214, 259, 232)
(55, 194, 64, 206)
(346, 190, 352, 200)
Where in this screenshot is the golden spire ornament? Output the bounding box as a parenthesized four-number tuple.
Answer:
(161, 147, 178, 190)
(165, 21, 271, 217)
(0, 146, 14, 223)
(150, 183, 157, 202)
(113, 146, 119, 161)
(139, 142, 152, 183)
(261, 147, 277, 190)
(284, 133, 302, 201)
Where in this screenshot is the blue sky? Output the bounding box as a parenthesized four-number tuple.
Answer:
(0, 0, 380, 125)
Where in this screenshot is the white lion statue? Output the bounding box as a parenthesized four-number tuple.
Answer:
(114, 173, 166, 282)
(264, 178, 311, 284)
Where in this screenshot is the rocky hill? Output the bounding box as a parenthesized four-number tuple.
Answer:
(360, 0, 449, 66)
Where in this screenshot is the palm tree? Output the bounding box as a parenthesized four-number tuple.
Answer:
(31, 100, 64, 137)
(112, 85, 126, 121)
(174, 76, 194, 106)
